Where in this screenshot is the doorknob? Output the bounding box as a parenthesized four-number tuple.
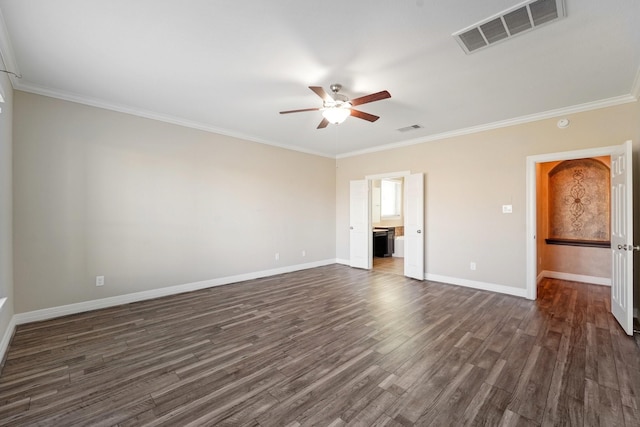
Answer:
(417, 230, 422, 234)
(350, 226, 354, 230)
(618, 244, 640, 251)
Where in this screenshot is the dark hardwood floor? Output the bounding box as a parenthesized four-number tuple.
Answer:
(0, 264, 638, 426)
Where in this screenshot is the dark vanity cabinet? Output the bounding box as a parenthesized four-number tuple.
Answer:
(373, 227, 395, 257)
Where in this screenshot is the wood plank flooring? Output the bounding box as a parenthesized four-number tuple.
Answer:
(0, 264, 638, 426)
(373, 257, 404, 275)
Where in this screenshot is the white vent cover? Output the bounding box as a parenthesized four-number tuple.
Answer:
(397, 124, 423, 132)
(453, 0, 566, 54)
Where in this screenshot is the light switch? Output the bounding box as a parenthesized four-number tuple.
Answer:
(502, 205, 513, 214)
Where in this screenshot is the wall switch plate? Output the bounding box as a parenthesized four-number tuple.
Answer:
(96, 276, 105, 286)
(470, 262, 476, 271)
(275, 253, 279, 261)
(502, 205, 513, 214)
(302, 250, 306, 257)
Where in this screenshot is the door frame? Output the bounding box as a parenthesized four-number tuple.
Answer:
(525, 144, 624, 300)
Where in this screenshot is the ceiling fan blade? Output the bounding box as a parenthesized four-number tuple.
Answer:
(350, 90, 391, 106)
(309, 86, 334, 102)
(279, 107, 321, 114)
(350, 109, 380, 122)
(317, 118, 330, 129)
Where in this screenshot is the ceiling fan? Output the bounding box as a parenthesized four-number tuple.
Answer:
(279, 84, 391, 129)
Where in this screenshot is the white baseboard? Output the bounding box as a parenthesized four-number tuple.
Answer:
(539, 270, 611, 286)
(14, 259, 336, 325)
(335, 258, 350, 266)
(424, 274, 528, 298)
(3, 262, 636, 363)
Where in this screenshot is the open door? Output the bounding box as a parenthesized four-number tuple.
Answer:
(350, 180, 371, 269)
(610, 140, 635, 335)
(404, 173, 424, 280)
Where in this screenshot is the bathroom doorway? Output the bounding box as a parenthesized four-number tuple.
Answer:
(349, 171, 424, 280)
(371, 177, 405, 275)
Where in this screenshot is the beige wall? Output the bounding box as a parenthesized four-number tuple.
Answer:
(336, 102, 640, 295)
(13, 92, 336, 313)
(8, 91, 640, 316)
(0, 69, 14, 345)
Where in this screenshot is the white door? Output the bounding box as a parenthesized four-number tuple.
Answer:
(350, 180, 371, 269)
(610, 140, 635, 336)
(404, 173, 424, 280)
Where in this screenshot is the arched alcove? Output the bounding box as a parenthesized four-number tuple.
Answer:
(546, 158, 610, 247)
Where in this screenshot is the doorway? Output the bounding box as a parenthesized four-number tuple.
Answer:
(526, 141, 635, 335)
(536, 157, 612, 285)
(349, 171, 424, 280)
(371, 176, 405, 276)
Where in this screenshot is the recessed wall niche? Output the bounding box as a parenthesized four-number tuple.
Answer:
(546, 158, 610, 248)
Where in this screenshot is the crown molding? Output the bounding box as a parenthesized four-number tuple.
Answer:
(337, 93, 638, 159)
(13, 81, 336, 159)
(13, 79, 640, 161)
(7, 56, 640, 161)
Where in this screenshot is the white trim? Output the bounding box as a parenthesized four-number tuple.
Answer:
(526, 145, 621, 164)
(526, 144, 622, 301)
(526, 153, 538, 300)
(539, 270, 611, 286)
(8, 75, 639, 162)
(425, 273, 528, 298)
(337, 94, 637, 159)
(365, 171, 410, 180)
(0, 297, 16, 365)
(335, 258, 350, 266)
(13, 259, 335, 325)
(13, 82, 335, 159)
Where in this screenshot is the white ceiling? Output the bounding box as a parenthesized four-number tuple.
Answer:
(0, 0, 639, 157)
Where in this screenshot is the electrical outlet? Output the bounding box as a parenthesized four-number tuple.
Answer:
(275, 253, 279, 261)
(302, 250, 306, 257)
(470, 262, 476, 271)
(502, 205, 513, 214)
(96, 276, 105, 286)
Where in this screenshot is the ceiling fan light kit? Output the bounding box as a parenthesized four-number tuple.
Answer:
(322, 106, 351, 124)
(280, 83, 391, 129)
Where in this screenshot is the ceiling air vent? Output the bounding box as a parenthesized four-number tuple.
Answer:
(397, 124, 423, 132)
(453, 0, 565, 54)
